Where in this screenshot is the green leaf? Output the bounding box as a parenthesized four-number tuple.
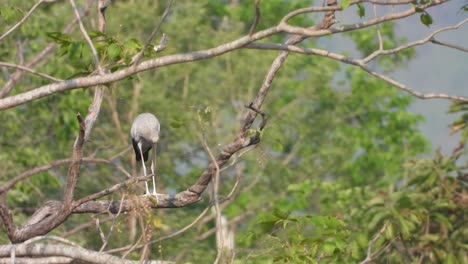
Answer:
(273, 208, 290, 220)
(107, 43, 122, 60)
(68, 42, 82, 64)
(420, 12, 433, 27)
(272, 141, 283, 152)
(420, 234, 440, 242)
(88, 30, 107, 39)
(356, 3, 365, 18)
(322, 241, 336, 255)
(385, 222, 394, 239)
(0, 5, 22, 24)
(341, 0, 351, 9)
(47, 32, 72, 44)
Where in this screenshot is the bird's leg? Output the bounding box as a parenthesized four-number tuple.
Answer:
(151, 145, 159, 203)
(138, 143, 150, 195)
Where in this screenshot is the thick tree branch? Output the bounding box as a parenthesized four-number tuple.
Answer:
(0, 0, 448, 110)
(0, 243, 173, 264)
(63, 114, 86, 208)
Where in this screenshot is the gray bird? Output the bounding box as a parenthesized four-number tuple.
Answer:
(131, 113, 160, 199)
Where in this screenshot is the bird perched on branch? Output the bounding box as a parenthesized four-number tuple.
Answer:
(131, 113, 160, 200)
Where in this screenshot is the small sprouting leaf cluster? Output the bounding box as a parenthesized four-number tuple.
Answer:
(46, 31, 157, 73)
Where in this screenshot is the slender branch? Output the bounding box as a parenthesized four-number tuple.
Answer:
(199, 134, 223, 263)
(0, 157, 129, 195)
(73, 175, 152, 207)
(431, 38, 468, 53)
(360, 222, 389, 264)
(0, 0, 45, 42)
(63, 216, 113, 237)
(373, 4, 384, 51)
(362, 18, 468, 63)
(131, 0, 174, 66)
(279, 0, 448, 37)
(245, 43, 468, 102)
(69, 0, 101, 69)
(280, 5, 341, 24)
(23, 235, 80, 248)
(106, 206, 211, 254)
(248, 0, 261, 35)
(99, 195, 126, 252)
(0, 62, 62, 82)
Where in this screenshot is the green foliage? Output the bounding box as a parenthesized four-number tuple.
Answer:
(420, 11, 434, 27)
(245, 149, 467, 263)
(356, 3, 366, 18)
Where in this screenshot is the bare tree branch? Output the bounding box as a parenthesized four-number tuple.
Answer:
(279, 0, 448, 37)
(73, 175, 151, 207)
(248, 0, 261, 35)
(431, 38, 468, 53)
(245, 43, 468, 102)
(363, 18, 468, 63)
(360, 222, 390, 264)
(0, 243, 173, 264)
(0, 257, 73, 264)
(0, 62, 62, 82)
(0, 157, 124, 195)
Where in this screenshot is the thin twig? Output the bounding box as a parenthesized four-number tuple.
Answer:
(199, 133, 223, 264)
(373, 4, 383, 50)
(105, 206, 211, 254)
(69, 0, 101, 70)
(360, 222, 389, 264)
(73, 175, 152, 207)
(0, 0, 44, 42)
(131, 0, 174, 66)
(248, 0, 261, 35)
(362, 18, 468, 63)
(431, 38, 468, 53)
(99, 194, 126, 252)
(0, 62, 62, 82)
(63, 216, 113, 237)
(0, 157, 130, 195)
